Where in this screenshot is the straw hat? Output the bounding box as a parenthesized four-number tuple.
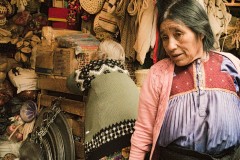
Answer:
(80, 0, 105, 14)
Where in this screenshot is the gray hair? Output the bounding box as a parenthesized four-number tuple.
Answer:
(158, 0, 215, 59)
(96, 39, 125, 63)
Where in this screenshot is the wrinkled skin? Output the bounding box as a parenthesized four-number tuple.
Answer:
(160, 19, 206, 66)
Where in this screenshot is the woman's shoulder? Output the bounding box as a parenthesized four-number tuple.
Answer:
(75, 59, 129, 91)
(149, 58, 174, 75)
(210, 50, 240, 73)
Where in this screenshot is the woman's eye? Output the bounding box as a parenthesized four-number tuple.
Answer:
(174, 32, 183, 39)
(161, 35, 168, 41)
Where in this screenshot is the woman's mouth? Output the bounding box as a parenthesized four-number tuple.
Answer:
(171, 53, 183, 59)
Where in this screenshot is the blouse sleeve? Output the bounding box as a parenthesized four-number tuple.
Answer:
(129, 65, 162, 160)
(222, 56, 240, 94)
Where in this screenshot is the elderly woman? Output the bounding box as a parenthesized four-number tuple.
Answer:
(74, 39, 139, 159)
(130, 0, 240, 160)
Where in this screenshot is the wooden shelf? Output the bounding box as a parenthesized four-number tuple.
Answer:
(37, 75, 86, 159)
(38, 94, 85, 117)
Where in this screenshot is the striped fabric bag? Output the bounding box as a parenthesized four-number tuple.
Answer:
(98, 1, 119, 33)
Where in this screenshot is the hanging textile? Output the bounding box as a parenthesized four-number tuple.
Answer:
(133, 0, 157, 64)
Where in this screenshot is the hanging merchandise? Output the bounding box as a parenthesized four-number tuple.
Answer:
(133, 0, 157, 64)
(80, 0, 105, 14)
(98, 1, 119, 33)
(115, 0, 139, 60)
(80, 10, 92, 33)
(93, 13, 106, 33)
(81, 10, 90, 21)
(107, 0, 117, 14)
(203, 0, 232, 51)
(93, 13, 116, 41)
(220, 16, 240, 51)
(67, 0, 81, 26)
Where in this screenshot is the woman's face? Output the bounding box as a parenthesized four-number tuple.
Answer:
(160, 19, 205, 66)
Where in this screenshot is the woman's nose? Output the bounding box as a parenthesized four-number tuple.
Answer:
(165, 38, 178, 51)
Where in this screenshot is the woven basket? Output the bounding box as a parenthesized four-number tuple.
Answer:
(80, 0, 105, 14)
(93, 13, 106, 33)
(134, 69, 149, 87)
(98, 1, 118, 33)
(95, 31, 115, 41)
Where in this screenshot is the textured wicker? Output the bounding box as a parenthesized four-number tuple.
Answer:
(134, 69, 149, 87)
(80, 0, 105, 14)
(95, 31, 115, 41)
(93, 13, 106, 33)
(98, 1, 118, 33)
